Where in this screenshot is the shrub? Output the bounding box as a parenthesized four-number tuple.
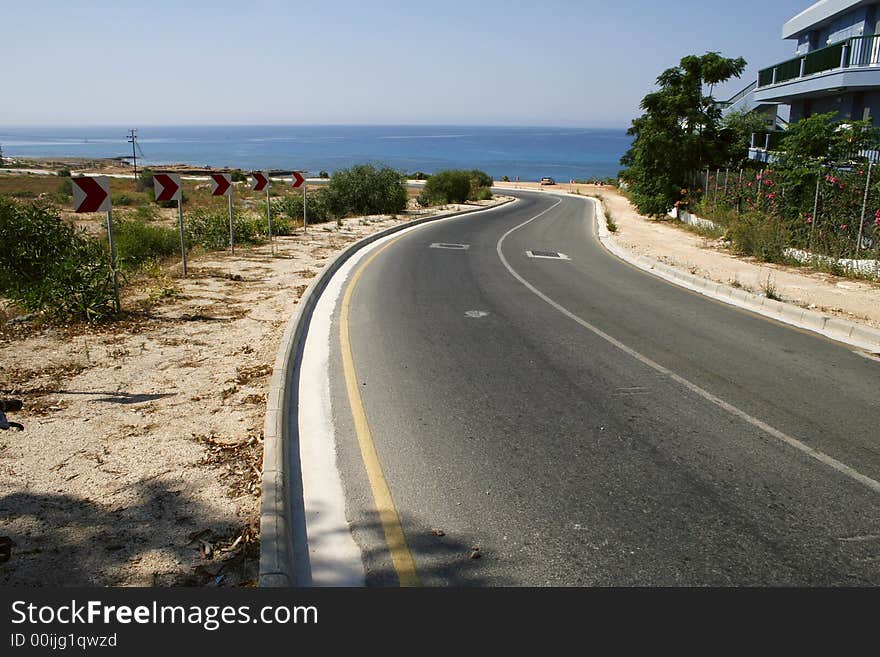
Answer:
(474, 187, 493, 201)
(57, 168, 71, 177)
(186, 207, 263, 250)
(0, 197, 116, 322)
(113, 193, 136, 206)
(469, 169, 493, 189)
(272, 188, 333, 226)
(326, 164, 407, 216)
(727, 211, 789, 262)
(231, 169, 247, 183)
(135, 168, 154, 192)
(421, 170, 472, 204)
(319, 170, 330, 179)
(112, 218, 180, 269)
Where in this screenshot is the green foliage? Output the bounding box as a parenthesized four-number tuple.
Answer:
(501, 175, 510, 182)
(231, 169, 247, 183)
(112, 218, 180, 269)
(135, 168, 154, 193)
(185, 207, 264, 250)
(421, 170, 471, 204)
(408, 171, 430, 180)
(726, 210, 789, 262)
(326, 164, 407, 216)
(319, 170, 330, 179)
(721, 110, 774, 167)
(112, 193, 136, 206)
(272, 189, 333, 226)
(56, 168, 71, 177)
(56, 177, 73, 198)
(777, 112, 879, 165)
(620, 51, 747, 216)
(420, 169, 493, 205)
(469, 169, 493, 189)
(0, 197, 116, 322)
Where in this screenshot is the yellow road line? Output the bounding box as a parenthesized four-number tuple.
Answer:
(339, 236, 421, 587)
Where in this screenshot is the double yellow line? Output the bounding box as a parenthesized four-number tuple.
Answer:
(339, 237, 421, 587)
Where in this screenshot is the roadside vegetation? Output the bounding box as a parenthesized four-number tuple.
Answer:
(620, 52, 880, 278)
(417, 169, 493, 205)
(0, 162, 441, 323)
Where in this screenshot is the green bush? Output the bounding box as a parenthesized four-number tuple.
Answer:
(0, 197, 116, 322)
(135, 168, 154, 193)
(231, 169, 247, 183)
(113, 193, 137, 206)
(112, 218, 180, 269)
(419, 169, 493, 205)
(469, 169, 493, 189)
(421, 170, 472, 204)
(727, 212, 790, 262)
(474, 187, 493, 201)
(272, 188, 333, 226)
(57, 168, 72, 177)
(186, 207, 263, 250)
(319, 170, 330, 179)
(326, 164, 407, 216)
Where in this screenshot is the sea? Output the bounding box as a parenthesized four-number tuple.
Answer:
(0, 125, 630, 182)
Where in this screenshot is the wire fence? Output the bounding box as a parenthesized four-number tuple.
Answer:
(681, 164, 880, 277)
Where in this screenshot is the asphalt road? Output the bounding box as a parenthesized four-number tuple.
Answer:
(328, 191, 880, 586)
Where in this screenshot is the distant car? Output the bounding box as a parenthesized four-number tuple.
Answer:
(540, 177, 556, 185)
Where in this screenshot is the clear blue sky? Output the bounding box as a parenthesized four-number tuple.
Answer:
(4, 0, 811, 128)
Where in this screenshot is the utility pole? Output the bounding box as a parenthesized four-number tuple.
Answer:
(127, 129, 138, 180)
(0, 144, 4, 167)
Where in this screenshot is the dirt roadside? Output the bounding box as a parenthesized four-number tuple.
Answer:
(495, 181, 880, 330)
(0, 198, 507, 587)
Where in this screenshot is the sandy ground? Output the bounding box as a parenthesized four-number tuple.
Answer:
(496, 182, 880, 330)
(0, 198, 506, 587)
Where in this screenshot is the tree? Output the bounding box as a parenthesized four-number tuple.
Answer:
(620, 52, 747, 216)
(420, 170, 472, 204)
(326, 164, 408, 216)
(721, 109, 774, 167)
(777, 112, 879, 165)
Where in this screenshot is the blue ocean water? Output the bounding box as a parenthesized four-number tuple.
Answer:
(0, 125, 630, 182)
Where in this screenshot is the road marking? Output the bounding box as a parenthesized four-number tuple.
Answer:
(496, 199, 880, 495)
(340, 236, 421, 587)
(430, 242, 470, 250)
(526, 250, 570, 260)
(465, 310, 490, 318)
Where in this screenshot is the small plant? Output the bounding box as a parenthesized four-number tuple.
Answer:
(605, 210, 618, 232)
(760, 275, 781, 300)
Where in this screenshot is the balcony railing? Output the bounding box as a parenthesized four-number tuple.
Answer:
(757, 35, 880, 89)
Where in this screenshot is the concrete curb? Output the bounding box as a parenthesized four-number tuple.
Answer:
(259, 198, 515, 587)
(587, 197, 880, 353)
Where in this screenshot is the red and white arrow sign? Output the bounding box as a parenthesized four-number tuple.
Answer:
(153, 173, 182, 202)
(72, 176, 111, 213)
(291, 171, 305, 189)
(210, 173, 232, 197)
(251, 172, 269, 192)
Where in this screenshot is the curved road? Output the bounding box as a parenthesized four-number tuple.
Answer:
(325, 191, 880, 586)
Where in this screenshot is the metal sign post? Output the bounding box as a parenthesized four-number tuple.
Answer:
(251, 172, 273, 254)
(291, 171, 306, 232)
(106, 206, 121, 314)
(856, 160, 874, 256)
(267, 183, 273, 253)
(154, 173, 186, 275)
(72, 176, 118, 313)
(228, 193, 234, 255)
(210, 173, 234, 254)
